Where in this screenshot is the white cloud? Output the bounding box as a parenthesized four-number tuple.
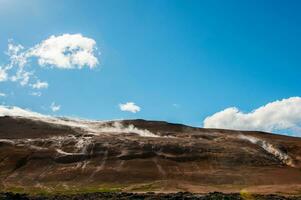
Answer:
(31, 80, 48, 89)
(0, 67, 7, 81)
(6, 42, 27, 68)
(28, 34, 98, 69)
(30, 92, 42, 97)
(4, 41, 31, 86)
(203, 97, 301, 134)
(11, 69, 33, 86)
(0, 92, 6, 97)
(0, 33, 99, 89)
(119, 102, 141, 113)
(50, 102, 61, 112)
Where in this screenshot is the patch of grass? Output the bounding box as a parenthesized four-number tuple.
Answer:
(129, 182, 161, 192)
(5, 186, 25, 193)
(97, 187, 122, 192)
(240, 189, 255, 200)
(1, 183, 125, 196)
(48, 185, 123, 195)
(2, 186, 52, 196)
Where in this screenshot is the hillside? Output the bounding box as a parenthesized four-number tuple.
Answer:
(0, 114, 301, 195)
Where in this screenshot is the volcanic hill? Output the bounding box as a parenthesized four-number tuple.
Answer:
(0, 110, 301, 195)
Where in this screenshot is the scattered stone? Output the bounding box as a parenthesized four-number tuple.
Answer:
(0, 192, 300, 200)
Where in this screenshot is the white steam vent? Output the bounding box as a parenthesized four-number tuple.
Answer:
(238, 134, 295, 167)
(0, 105, 160, 138)
(98, 122, 159, 138)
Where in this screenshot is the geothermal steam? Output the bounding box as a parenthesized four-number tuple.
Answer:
(238, 134, 295, 167)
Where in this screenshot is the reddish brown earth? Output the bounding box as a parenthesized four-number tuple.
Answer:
(0, 116, 301, 195)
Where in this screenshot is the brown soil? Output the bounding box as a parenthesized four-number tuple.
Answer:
(0, 117, 301, 195)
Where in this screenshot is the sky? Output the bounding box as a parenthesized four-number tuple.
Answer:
(0, 0, 301, 136)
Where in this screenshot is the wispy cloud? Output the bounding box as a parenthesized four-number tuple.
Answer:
(31, 80, 48, 89)
(50, 102, 61, 112)
(119, 102, 141, 113)
(0, 67, 7, 82)
(0, 92, 6, 97)
(203, 97, 301, 135)
(29, 92, 42, 97)
(172, 103, 180, 108)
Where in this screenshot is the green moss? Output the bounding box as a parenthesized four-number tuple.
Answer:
(129, 182, 161, 192)
(240, 189, 255, 200)
(1, 184, 125, 196)
(97, 187, 122, 192)
(5, 186, 25, 193)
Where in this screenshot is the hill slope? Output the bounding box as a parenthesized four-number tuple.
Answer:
(0, 115, 301, 194)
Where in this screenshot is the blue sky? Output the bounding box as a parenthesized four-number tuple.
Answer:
(0, 0, 301, 134)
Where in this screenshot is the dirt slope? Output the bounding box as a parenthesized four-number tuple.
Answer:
(0, 116, 301, 194)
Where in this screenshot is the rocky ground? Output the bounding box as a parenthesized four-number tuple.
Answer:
(1, 113, 301, 195)
(1, 192, 301, 200)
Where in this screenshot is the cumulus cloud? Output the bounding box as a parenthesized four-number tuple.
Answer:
(28, 34, 98, 69)
(0, 34, 99, 90)
(203, 97, 301, 134)
(50, 102, 61, 112)
(31, 80, 48, 89)
(119, 102, 141, 113)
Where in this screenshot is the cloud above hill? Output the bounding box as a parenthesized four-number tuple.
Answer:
(0, 33, 99, 89)
(50, 102, 61, 112)
(28, 34, 98, 69)
(203, 97, 301, 135)
(119, 102, 141, 113)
